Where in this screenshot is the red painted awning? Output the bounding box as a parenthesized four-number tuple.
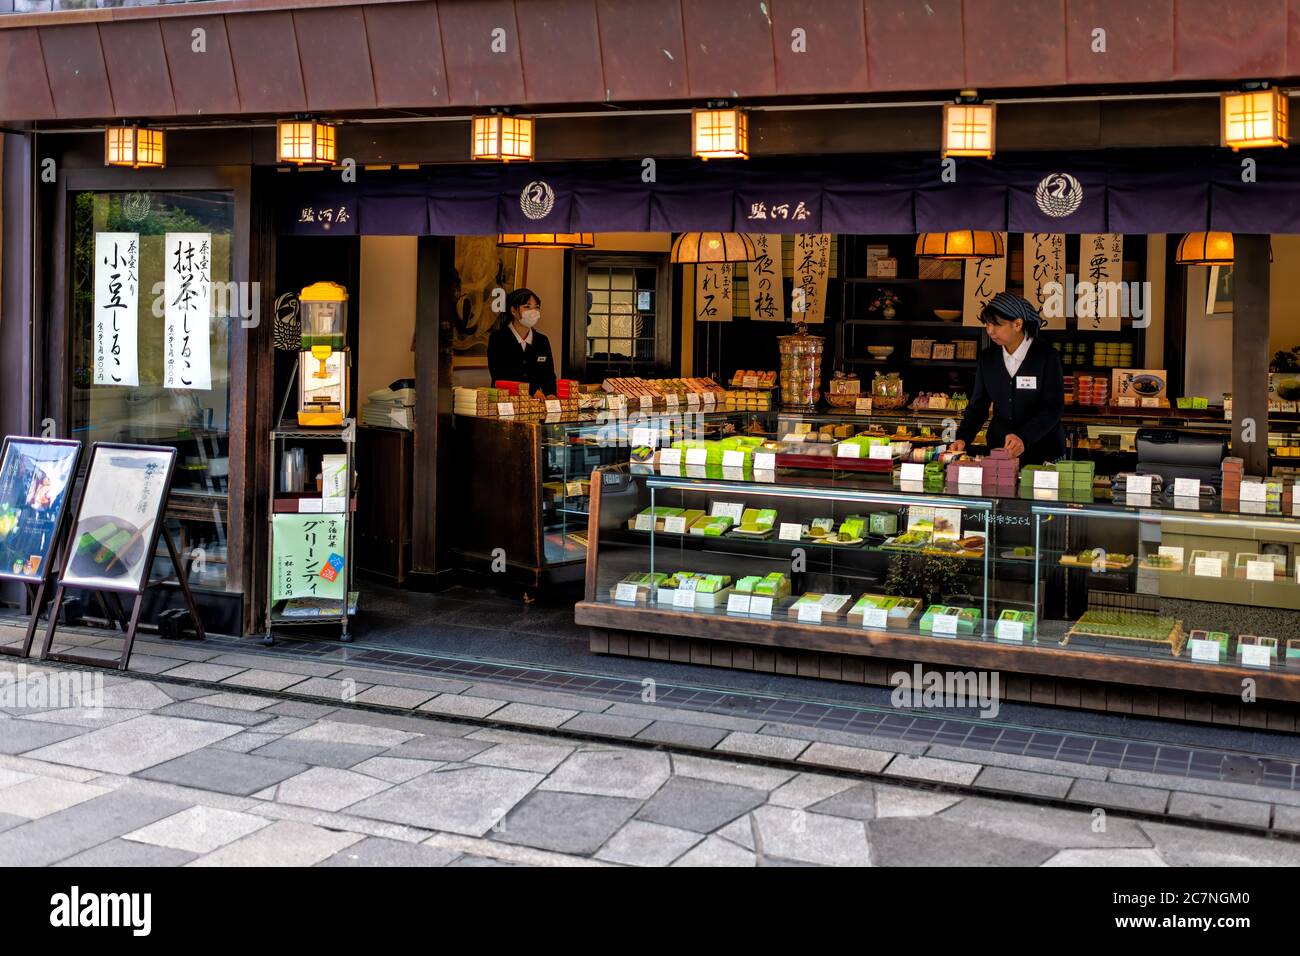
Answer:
(2, 0, 1300, 124)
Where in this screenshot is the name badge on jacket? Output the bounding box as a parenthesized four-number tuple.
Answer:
(536, 356, 547, 363)
(1016, 375, 1037, 390)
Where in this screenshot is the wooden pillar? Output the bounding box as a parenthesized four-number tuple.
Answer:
(410, 236, 456, 586)
(1232, 234, 1271, 476)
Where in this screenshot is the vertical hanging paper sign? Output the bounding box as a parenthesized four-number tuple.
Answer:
(695, 263, 733, 323)
(1024, 233, 1066, 330)
(1078, 233, 1123, 332)
(962, 236, 1008, 327)
(164, 232, 213, 390)
(93, 232, 140, 387)
(746, 234, 786, 322)
(792, 233, 831, 324)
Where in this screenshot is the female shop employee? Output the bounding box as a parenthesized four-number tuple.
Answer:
(487, 288, 557, 399)
(949, 292, 1065, 466)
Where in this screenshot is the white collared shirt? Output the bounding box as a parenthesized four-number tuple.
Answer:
(1002, 335, 1032, 378)
(510, 323, 534, 350)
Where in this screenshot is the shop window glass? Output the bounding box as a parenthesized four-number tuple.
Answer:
(580, 259, 662, 378)
(68, 190, 235, 590)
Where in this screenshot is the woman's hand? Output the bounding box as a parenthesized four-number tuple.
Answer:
(948, 439, 966, 454)
(1004, 434, 1025, 457)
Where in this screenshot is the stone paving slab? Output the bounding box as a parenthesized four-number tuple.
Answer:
(797, 742, 894, 774)
(328, 668, 473, 696)
(1068, 779, 1171, 815)
(318, 836, 460, 867)
(869, 816, 1054, 867)
(559, 712, 652, 739)
(26, 715, 240, 775)
(248, 738, 387, 771)
(595, 820, 702, 867)
(417, 694, 507, 719)
(633, 721, 728, 750)
(346, 765, 543, 836)
(883, 754, 981, 786)
(973, 766, 1074, 800)
(189, 820, 363, 867)
(491, 703, 579, 729)
(635, 776, 766, 833)
(55, 837, 199, 867)
(1166, 791, 1272, 829)
(491, 790, 639, 856)
(939, 796, 1154, 849)
(124, 805, 272, 854)
(220, 669, 315, 692)
(460, 683, 613, 715)
(140, 748, 310, 796)
(0, 790, 190, 866)
(715, 731, 810, 762)
(540, 749, 670, 800)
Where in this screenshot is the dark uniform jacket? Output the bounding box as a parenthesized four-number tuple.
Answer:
(487, 325, 558, 396)
(956, 336, 1066, 466)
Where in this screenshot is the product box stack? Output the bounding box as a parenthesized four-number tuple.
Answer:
(1020, 460, 1094, 501)
(452, 386, 561, 418)
(453, 387, 500, 416)
(722, 389, 774, 411)
(946, 451, 1017, 495)
(1220, 456, 1243, 501)
(556, 379, 579, 399)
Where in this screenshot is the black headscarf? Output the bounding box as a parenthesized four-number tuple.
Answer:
(981, 292, 1043, 336)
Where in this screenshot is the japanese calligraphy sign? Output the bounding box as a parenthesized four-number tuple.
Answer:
(792, 233, 831, 324)
(695, 264, 733, 323)
(1023, 233, 1066, 329)
(1077, 234, 1124, 331)
(271, 513, 347, 602)
(962, 235, 1008, 327)
(60, 444, 176, 594)
(0, 437, 81, 583)
(164, 233, 213, 390)
(743, 199, 813, 225)
(93, 232, 140, 387)
(746, 234, 785, 322)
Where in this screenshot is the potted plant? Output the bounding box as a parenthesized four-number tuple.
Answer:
(869, 290, 901, 320)
(884, 551, 966, 606)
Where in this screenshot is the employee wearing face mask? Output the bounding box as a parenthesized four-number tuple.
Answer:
(487, 288, 557, 399)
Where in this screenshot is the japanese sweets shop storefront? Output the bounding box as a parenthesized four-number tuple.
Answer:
(29, 147, 1300, 725)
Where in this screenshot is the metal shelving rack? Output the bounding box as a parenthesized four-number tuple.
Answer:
(264, 420, 357, 645)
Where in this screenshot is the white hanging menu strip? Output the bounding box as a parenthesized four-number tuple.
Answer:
(746, 234, 786, 323)
(93, 232, 141, 387)
(695, 263, 734, 323)
(164, 232, 213, 390)
(1077, 233, 1123, 332)
(1023, 234, 1066, 330)
(962, 237, 1008, 327)
(792, 233, 831, 324)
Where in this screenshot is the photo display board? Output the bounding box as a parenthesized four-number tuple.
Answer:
(0, 437, 81, 583)
(60, 444, 176, 594)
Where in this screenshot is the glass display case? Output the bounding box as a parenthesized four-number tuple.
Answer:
(577, 448, 1300, 704)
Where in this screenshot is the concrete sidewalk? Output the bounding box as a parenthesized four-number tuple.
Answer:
(0, 651, 1296, 864)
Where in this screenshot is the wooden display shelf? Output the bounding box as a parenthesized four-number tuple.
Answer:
(574, 600, 1300, 703)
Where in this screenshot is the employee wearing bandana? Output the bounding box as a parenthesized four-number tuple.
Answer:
(949, 292, 1065, 466)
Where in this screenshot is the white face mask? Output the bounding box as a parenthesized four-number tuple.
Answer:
(518, 309, 541, 329)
